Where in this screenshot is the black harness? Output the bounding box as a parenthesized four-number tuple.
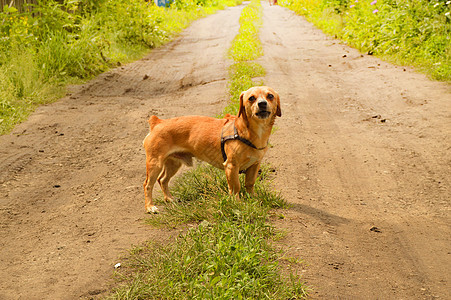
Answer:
(220, 120, 267, 162)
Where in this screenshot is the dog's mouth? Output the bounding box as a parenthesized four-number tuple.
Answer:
(255, 111, 271, 119)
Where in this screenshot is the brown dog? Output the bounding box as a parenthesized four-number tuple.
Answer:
(142, 86, 281, 213)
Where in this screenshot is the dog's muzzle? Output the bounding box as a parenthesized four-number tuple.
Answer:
(256, 100, 271, 119)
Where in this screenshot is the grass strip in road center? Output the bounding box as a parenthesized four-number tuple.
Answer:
(108, 1, 308, 299)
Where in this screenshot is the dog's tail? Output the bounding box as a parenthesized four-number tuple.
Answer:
(148, 115, 162, 131)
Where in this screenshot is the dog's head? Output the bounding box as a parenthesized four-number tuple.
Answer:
(238, 86, 281, 123)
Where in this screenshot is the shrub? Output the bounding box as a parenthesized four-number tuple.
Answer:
(280, 0, 451, 81)
(0, 0, 242, 134)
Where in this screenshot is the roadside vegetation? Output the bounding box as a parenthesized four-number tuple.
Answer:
(108, 0, 308, 298)
(280, 0, 451, 81)
(0, 0, 241, 135)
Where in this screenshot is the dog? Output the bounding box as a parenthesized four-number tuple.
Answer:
(142, 86, 281, 213)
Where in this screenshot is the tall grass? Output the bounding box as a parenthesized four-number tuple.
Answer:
(108, 0, 309, 298)
(280, 0, 451, 81)
(0, 0, 242, 134)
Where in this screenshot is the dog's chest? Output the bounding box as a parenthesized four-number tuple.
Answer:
(240, 154, 261, 171)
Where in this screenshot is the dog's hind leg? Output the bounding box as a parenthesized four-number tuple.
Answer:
(157, 158, 182, 202)
(143, 158, 163, 213)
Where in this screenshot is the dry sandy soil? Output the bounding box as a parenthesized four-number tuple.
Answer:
(1, 2, 450, 299)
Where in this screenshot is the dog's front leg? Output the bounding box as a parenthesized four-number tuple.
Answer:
(245, 163, 260, 195)
(224, 162, 241, 197)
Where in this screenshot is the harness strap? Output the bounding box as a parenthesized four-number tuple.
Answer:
(220, 121, 267, 163)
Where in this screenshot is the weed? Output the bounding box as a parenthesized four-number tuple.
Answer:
(224, 0, 266, 117)
(0, 49, 64, 132)
(147, 164, 285, 227)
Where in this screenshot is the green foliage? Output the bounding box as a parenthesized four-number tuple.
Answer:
(0, 0, 242, 135)
(280, 0, 451, 81)
(113, 221, 303, 299)
(0, 49, 64, 130)
(280, 0, 321, 16)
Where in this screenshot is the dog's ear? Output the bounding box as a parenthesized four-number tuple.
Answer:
(276, 100, 282, 117)
(238, 92, 248, 122)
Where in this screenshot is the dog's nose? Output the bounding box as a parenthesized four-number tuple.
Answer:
(258, 100, 268, 110)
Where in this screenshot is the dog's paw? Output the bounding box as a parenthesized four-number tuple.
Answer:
(146, 205, 159, 214)
(163, 196, 174, 203)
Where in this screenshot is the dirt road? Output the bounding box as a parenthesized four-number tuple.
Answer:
(260, 4, 450, 299)
(1, 2, 450, 299)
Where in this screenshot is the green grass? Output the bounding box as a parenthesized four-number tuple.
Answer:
(222, 62, 266, 117)
(223, 0, 267, 117)
(111, 165, 307, 299)
(228, 0, 263, 62)
(0, 49, 64, 131)
(0, 0, 243, 135)
(146, 164, 286, 228)
(108, 0, 309, 298)
(280, 0, 451, 81)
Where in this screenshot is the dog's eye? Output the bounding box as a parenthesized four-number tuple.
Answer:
(248, 96, 256, 102)
(267, 94, 274, 100)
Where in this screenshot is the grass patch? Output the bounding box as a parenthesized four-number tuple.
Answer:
(108, 0, 308, 298)
(228, 0, 263, 61)
(146, 164, 286, 228)
(280, 0, 451, 81)
(111, 165, 307, 299)
(223, 0, 266, 117)
(0, 49, 65, 131)
(222, 62, 266, 117)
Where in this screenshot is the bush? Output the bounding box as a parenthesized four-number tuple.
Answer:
(0, 0, 243, 134)
(280, 0, 451, 81)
